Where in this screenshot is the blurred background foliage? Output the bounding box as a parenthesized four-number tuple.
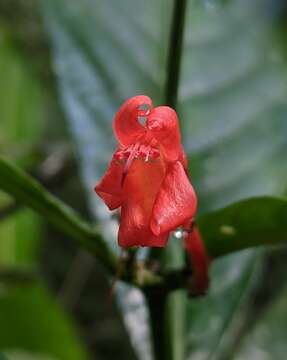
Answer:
(0, 0, 287, 360)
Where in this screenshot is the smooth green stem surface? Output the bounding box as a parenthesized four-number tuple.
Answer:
(164, 0, 188, 109)
(161, 1, 188, 357)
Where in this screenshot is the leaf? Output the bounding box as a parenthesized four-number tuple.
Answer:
(203, 247, 287, 360)
(0, 28, 44, 268)
(236, 282, 287, 359)
(0, 31, 43, 152)
(179, 1, 287, 358)
(199, 196, 287, 258)
(0, 283, 88, 360)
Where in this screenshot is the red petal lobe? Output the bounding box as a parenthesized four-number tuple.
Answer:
(150, 161, 197, 235)
(113, 95, 152, 146)
(184, 227, 210, 295)
(94, 155, 125, 210)
(147, 106, 181, 162)
(178, 145, 188, 170)
(118, 156, 168, 247)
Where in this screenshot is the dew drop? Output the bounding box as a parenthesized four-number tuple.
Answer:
(174, 229, 183, 239)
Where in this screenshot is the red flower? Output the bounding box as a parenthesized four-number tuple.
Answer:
(95, 95, 197, 247)
(184, 226, 210, 295)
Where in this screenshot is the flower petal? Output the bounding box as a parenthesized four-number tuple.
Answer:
(113, 95, 153, 146)
(94, 156, 125, 210)
(118, 156, 168, 247)
(119, 202, 169, 247)
(147, 106, 181, 162)
(178, 144, 188, 170)
(184, 227, 210, 295)
(150, 161, 197, 235)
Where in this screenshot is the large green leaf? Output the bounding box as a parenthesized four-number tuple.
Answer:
(236, 282, 287, 360)
(0, 31, 43, 151)
(180, 1, 287, 359)
(199, 196, 287, 257)
(41, 0, 287, 359)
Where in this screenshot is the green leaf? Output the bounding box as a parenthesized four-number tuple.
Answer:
(0, 283, 88, 360)
(236, 282, 287, 359)
(0, 28, 44, 268)
(0, 31, 43, 152)
(179, 1, 287, 358)
(199, 196, 287, 258)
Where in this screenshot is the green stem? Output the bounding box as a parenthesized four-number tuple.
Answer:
(0, 155, 117, 273)
(152, 2, 188, 358)
(146, 289, 168, 360)
(164, 0, 188, 109)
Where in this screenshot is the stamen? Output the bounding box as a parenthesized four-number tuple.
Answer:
(121, 142, 140, 186)
(124, 150, 131, 158)
(139, 144, 148, 157)
(137, 144, 160, 162)
(114, 150, 125, 161)
(150, 148, 160, 159)
(145, 149, 150, 162)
